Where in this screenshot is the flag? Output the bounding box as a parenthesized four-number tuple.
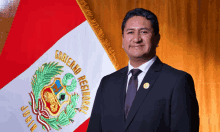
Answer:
(0, 0, 116, 131)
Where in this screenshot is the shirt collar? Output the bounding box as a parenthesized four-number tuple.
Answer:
(128, 56, 157, 75)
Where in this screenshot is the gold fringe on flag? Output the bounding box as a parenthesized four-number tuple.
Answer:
(76, 0, 119, 70)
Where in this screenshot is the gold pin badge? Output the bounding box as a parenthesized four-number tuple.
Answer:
(143, 83, 150, 89)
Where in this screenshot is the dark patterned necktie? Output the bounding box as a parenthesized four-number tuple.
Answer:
(125, 69, 142, 119)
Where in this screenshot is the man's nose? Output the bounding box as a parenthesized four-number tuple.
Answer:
(133, 32, 141, 43)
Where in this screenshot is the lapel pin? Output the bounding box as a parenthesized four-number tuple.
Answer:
(143, 83, 150, 89)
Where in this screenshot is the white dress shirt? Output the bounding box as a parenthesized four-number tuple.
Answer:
(126, 56, 157, 92)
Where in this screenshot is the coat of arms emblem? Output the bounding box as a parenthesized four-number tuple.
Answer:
(29, 62, 79, 131)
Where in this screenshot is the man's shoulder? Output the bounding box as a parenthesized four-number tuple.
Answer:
(162, 63, 192, 79)
(101, 66, 127, 81)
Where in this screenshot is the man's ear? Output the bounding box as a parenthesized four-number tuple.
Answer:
(122, 34, 124, 49)
(122, 40, 124, 49)
(155, 33, 160, 47)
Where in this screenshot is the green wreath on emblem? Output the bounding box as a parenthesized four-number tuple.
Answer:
(30, 62, 79, 131)
(62, 73, 77, 93)
(41, 94, 79, 130)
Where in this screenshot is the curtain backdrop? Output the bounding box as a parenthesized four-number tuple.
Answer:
(85, 0, 220, 132)
(0, 0, 20, 54)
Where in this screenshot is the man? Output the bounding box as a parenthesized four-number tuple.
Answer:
(87, 8, 199, 132)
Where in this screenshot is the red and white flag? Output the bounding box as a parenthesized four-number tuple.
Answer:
(0, 0, 115, 132)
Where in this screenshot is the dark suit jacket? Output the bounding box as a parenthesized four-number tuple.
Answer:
(87, 57, 199, 132)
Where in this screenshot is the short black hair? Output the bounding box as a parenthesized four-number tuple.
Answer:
(121, 8, 159, 35)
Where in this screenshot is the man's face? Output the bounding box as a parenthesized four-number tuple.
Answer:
(122, 16, 160, 60)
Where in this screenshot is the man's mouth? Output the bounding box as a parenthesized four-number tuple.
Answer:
(130, 45, 144, 48)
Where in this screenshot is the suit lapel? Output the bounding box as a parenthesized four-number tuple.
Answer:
(117, 66, 129, 124)
(124, 57, 163, 131)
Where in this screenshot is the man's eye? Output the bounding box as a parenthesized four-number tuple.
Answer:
(141, 31, 148, 34)
(127, 32, 134, 34)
